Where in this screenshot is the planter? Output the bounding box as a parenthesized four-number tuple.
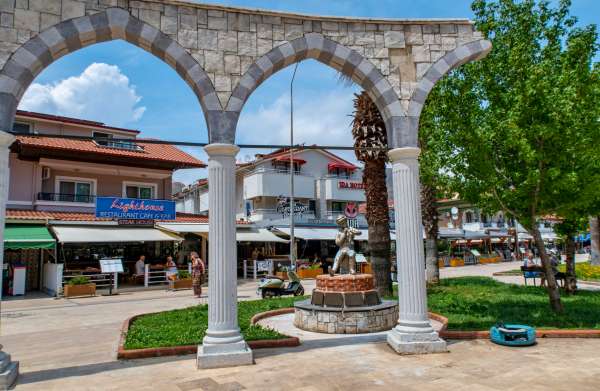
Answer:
(480, 257, 500, 264)
(297, 268, 323, 279)
(64, 283, 96, 297)
(438, 259, 445, 268)
(169, 278, 193, 290)
(275, 271, 288, 280)
(449, 258, 465, 267)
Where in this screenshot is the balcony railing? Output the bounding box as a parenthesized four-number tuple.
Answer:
(38, 192, 96, 203)
(93, 139, 144, 151)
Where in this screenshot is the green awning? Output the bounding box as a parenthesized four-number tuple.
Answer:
(4, 225, 56, 250)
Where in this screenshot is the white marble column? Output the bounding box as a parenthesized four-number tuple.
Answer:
(387, 147, 447, 354)
(0, 131, 19, 388)
(197, 143, 253, 369)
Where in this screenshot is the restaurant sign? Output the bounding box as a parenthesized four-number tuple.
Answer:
(338, 181, 365, 190)
(96, 197, 176, 220)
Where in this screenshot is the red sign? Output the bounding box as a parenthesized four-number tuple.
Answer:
(338, 181, 365, 190)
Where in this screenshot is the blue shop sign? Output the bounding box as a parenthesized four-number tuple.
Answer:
(95, 197, 176, 220)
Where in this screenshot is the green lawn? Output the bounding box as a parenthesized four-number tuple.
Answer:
(494, 262, 600, 282)
(124, 296, 305, 350)
(125, 277, 600, 350)
(428, 277, 600, 330)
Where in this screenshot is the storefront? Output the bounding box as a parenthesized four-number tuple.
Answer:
(3, 224, 56, 295)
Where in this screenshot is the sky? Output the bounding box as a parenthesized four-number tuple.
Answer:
(18, 0, 599, 185)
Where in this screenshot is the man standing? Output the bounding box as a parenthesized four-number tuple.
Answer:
(135, 255, 146, 276)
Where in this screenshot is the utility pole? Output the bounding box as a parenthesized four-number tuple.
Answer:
(289, 63, 299, 271)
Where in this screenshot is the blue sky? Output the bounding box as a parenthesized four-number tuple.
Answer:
(19, 0, 599, 184)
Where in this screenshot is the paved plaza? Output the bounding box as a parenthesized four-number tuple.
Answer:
(1, 260, 599, 389)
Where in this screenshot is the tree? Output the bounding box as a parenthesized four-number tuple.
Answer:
(591, 217, 600, 265)
(351, 91, 392, 296)
(422, 0, 599, 312)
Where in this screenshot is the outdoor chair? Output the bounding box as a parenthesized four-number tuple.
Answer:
(520, 266, 542, 286)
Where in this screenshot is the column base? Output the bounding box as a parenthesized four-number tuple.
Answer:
(387, 327, 448, 355)
(197, 341, 254, 369)
(0, 351, 18, 390)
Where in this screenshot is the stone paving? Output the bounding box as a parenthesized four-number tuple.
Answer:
(2, 261, 600, 389)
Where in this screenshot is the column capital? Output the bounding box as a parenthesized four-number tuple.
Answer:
(204, 143, 240, 157)
(388, 147, 420, 163)
(0, 131, 15, 148)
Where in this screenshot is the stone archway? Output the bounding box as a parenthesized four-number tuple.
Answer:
(0, 1, 494, 378)
(0, 8, 218, 132)
(222, 33, 402, 146)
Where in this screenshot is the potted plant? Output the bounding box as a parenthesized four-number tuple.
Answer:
(297, 263, 323, 279)
(170, 270, 193, 290)
(63, 276, 96, 297)
(275, 264, 288, 280)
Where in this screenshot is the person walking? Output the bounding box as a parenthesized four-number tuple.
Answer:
(191, 252, 205, 297)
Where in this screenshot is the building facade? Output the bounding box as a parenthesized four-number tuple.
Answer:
(176, 147, 368, 228)
(3, 110, 205, 295)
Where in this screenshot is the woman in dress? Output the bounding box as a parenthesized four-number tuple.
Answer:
(190, 252, 205, 297)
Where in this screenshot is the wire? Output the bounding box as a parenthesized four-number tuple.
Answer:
(9, 132, 390, 151)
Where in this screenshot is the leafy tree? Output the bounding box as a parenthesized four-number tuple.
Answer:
(351, 91, 393, 296)
(420, 0, 599, 312)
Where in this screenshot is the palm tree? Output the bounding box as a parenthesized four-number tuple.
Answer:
(351, 91, 392, 296)
(420, 183, 440, 284)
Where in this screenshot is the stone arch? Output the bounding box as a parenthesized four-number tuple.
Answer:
(223, 33, 403, 146)
(0, 7, 219, 132)
(405, 39, 492, 143)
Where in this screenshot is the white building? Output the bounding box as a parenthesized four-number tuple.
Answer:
(175, 147, 368, 228)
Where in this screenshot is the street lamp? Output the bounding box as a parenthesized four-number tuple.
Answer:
(289, 62, 299, 270)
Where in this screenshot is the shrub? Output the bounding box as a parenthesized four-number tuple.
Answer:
(68, 276, 90, 286)
(178, 270, 190, 279)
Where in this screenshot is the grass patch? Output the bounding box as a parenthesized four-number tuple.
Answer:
(124, 296, 305, 350)
(428, 277, 600, 330)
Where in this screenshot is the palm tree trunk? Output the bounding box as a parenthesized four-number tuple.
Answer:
(363, 158, 392, 297)
(421, 183, 439, 284)
(590, 216, 600, 266)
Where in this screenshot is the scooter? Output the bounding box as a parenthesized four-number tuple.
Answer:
(257, 270, 305, 299)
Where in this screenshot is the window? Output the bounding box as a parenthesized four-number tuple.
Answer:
(94, 131, 141, 151)
(56, 178, 94, 203)
(12, 122, 31, 134)
(308, 200, 316, 212)
(124, 182, 156, 199)
(465, 211, 474, 224)
(331, 201, 345, 213)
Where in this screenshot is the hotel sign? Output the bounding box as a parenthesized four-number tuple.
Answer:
(96, 197, 176, 220)
(338, 181, 365, 190)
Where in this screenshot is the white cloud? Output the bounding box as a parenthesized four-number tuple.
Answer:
(19, 63, 146, 127)
(237, 90, 355, 147)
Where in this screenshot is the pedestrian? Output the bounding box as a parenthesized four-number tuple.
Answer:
(191, 251, 205, 297)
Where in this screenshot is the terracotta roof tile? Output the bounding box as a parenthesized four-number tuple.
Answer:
(14, 135, 205, 168)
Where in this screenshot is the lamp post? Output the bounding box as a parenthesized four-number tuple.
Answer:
(289, 63, 299, 270)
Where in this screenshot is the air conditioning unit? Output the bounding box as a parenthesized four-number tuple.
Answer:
(41, 167, 51, 180)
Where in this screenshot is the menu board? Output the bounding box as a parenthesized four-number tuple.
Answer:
(100, 258, 124, 273)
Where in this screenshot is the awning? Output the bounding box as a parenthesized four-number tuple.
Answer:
(236, 228, 288, 242)
(156, 223, 209, 234)
(4, 224, 56, 250)
(51, 226, 182, 243)
(275, 227, 395, 241)
(328, 162, 357, 171)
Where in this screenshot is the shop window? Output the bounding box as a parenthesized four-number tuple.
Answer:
(57, 178, 93, 202)
(125, 183, 155, 199)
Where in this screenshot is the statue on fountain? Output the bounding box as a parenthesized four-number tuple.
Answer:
(330, 215, 362, 276)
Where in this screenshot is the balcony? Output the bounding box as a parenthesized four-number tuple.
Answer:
(37, 192, 96, 204)
(245, 208, 316, 223)
(243, 168, 315, 199)
(322, 177, 365, 202)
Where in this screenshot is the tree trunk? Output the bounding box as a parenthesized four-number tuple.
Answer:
(564, 233, 577, 294)
(531, 225, 563, 312)
(363, 158, 392, 296)
(421, 183, 439, 284)
(590, 216, 600, 266)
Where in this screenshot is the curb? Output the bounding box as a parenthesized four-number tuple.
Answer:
(429, 311, 600, 340)
(117, 308, 300, 360)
